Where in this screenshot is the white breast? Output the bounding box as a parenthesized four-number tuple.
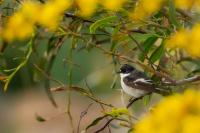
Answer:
(120, 73, 147, 98)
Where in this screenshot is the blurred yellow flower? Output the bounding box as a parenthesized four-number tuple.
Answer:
(76, 0, 98, 17)
(130, 0, 166, 20)
(3, 1, 40, 41)
(0, 0, 3, 4)
(130, 0, 200, 20)
(101, 0, 127, 11)
(134, 89, 200, 133)
(167, 24, 200, 57)
(2, 0, 71, 41)
(174, 0, 196, 9)
(174, 0, 200, 10)
(39, 0, 71, 30)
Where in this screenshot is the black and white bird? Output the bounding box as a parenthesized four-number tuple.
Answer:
(118, 64, 168, 99)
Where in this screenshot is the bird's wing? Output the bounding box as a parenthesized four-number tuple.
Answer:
(123, 71, 157, 93)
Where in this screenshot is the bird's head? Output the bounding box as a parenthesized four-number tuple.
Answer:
(118, 64, 135, 75)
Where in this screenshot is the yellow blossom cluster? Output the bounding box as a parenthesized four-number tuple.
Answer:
(2, 0, 128, 41)
(0, 0, 3, 4)
(3, 0, 200, 41)
(76, 0, 127, 17)
(2, 0, 71, 41)
(134, 89, 200, 133)
(174, 0, 200, 10)
(3, 1, 39, 41)
(101, 0, 127, 11)
(76, 0, 98, 17)
(167, 24, 200, 57)
(130, 0, 200, 20)
(130, 0, 166, 20)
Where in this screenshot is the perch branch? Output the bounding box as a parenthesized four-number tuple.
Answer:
(163, 75, 200, 86)
(126, 96, 144, 108)
(51, 86, 114, 108)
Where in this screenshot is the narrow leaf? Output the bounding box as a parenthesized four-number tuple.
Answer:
(139, 36, 158, 62)
(110, 25, 120, 51)
(168, 0, 181, 28)
(143, 94, 152, 105)
(89, 16, 117, 33)
(149, 42, 165, 63)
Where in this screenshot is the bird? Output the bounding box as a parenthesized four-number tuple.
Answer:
(118, 64, 169, 100)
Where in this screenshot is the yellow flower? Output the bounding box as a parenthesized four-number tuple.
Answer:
(134, 89, 200, 133)
(0, 0, 3, 4)
(76, 0, 98, 17)
(130, 0, 166, 20)
(39, 0, 71, 30)
(2, 1, 41, 41)
(20, 1, 41, 22)
(173, 0, 200, 10)
(101, 0, 127, 11)
(167, 23, 200, 57)
(166, 30, 188, 48)
(2, 0, 71, 41)
(174, 0, 196, 9)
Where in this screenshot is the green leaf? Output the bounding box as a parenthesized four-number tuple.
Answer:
(188, 68, 200, 76)
(3, 37, 33, 91)
(86, 115, 108, 130)
(106, 108, 129, 117)
(89, 16, 118, 33)
(139, 36, 158, 62)
(110, 25, 120, 51)
(168, 0, 181, 29)
(149, 41, 165, 63)
(143, 94, 152, 105)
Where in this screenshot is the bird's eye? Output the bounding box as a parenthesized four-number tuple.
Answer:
(120, 68, 126, 73)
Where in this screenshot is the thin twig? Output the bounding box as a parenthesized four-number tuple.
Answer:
(126, 96, 144, 108)
(77, 103, 93, 133)
(44, 37, 65, 107)
(51, 86, 114, 108)
(94, 118, 114, 133)
(66, 42, 74, 133)
(128, 34, 156, 70)
(94, 44, 175, 83)
(84, 78, 112, 133)
(33, 64, 64, 86)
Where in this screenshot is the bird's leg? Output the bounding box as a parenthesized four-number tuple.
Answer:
(129, 97, 135, 102)
(126, 96, 144, 108)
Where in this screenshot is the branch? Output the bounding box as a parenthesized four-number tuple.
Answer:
(94, 118, 114, 133)
(77, 103, 93, 133)
(3, 36, 33, 91)
(33, 64, 64, 86)
(126, 96, 144, 108)
(94, 44, 200, 87)
(51, 86, 114, 108)
(94, 117, 132, 133)
(94, 44, 175, 83)
(65, 13, 94, 23)
(163, 75, 200, 86)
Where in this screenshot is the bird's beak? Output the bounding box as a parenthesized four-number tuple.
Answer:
(116, 70, 121, 74)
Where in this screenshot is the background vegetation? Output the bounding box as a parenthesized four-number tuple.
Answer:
(1, 0, 200, 133)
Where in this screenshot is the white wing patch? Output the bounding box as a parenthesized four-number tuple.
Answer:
(134, 78, 153, 84)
